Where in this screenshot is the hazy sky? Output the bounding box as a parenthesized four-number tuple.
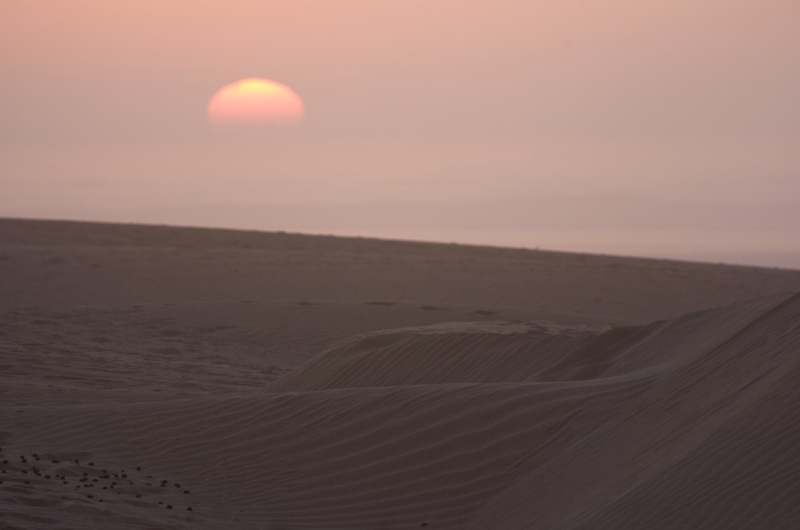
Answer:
(2, 0, 799, 267)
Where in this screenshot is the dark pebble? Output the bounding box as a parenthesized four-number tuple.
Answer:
(158, 501, 163, 505)
(183, 490, 190, 494)
(167, 505, 173, 509)
(88, 494, 93, 499)
(45, 475, 50, 479)
(24, 480, 30, 484)
(174, 483, 180, 488)
(136, 466, 141, 471)
(187, 507, 193, 511)
(136, 494, 141, 498)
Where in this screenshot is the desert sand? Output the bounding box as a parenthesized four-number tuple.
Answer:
(2, 217, 800, 530)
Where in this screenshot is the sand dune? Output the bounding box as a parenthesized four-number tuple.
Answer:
(3, 218, 800, 321)
(2, 219, 800, 529)
(268, 320, 636, 392)
(470, 293, 800, 530)
(0, 300, 616, 404)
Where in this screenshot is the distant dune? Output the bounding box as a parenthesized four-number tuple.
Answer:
(1, 218, 800, 529)
(2, 218, 799, 321)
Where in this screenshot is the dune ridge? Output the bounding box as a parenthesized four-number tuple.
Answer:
(269, 321, 639, 392)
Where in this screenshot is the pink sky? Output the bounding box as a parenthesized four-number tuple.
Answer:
(1, 0, 799, 267)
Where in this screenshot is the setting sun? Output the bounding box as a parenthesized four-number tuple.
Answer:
(207, 78, 304, 125)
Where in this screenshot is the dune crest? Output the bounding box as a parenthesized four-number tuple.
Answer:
(269, 320, 635, 392)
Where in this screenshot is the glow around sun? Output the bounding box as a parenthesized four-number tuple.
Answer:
(207, 78, 304, 125)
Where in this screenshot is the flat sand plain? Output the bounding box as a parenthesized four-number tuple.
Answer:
(2, 218, 800, 529)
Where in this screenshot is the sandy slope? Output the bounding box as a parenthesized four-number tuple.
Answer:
(3, 218, 800, 321)
(2, 219, 800, 529)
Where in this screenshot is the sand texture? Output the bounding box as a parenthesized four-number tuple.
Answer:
(2, 218, 800, 529)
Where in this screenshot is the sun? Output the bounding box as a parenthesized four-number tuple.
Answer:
(207, 78, 304, 125)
